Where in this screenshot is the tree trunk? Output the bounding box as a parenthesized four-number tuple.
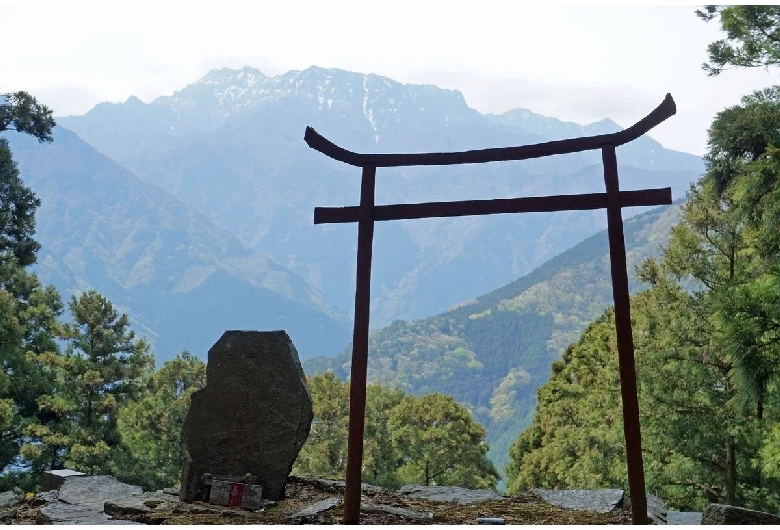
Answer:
(725, 435, 737, 505)
(424, 461, 430, 486)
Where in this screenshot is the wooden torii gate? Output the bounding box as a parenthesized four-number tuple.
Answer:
(305, 93, 677, 525)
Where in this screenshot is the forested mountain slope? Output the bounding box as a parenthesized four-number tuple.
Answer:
(305, 201, 682, 475)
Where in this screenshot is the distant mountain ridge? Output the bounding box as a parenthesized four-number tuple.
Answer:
(58, 65, 703, 330)
(5, 127, 350, 362)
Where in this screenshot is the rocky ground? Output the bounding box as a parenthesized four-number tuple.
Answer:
(1, 475, 639, 525)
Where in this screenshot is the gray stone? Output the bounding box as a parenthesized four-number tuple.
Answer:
(531, 488, 624, 513)
(161, 487, 179, 496)
(667, 511, 703, 525)
(398, 485, 504, 504)
(180, 331, 313, 502)
(288, 475, 386, 494)
(292, 497, 341, 517)
(34, 490, 59, 504)
(58, 475, 142, 506)
(476, 517, 506, 524)
(37, 476, 145, 525)
(104, 492, 175, 517)
(37, 502, 144, 524)
(702, 503, 780, 525)
(173, 502, 251, 518)
(42, 469, 86, 491)
(361, 502, 433, 520)
(646, 493, 667, 525)
(0, 491, 21, 509)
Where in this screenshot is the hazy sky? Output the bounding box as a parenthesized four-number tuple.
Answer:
(1, 0, 777, 155)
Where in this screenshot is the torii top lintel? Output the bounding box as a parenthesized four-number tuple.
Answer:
(304, 94, 676, 168)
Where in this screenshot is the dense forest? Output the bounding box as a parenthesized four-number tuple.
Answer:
(305, 199, 682, 478)
(507, 5, 780, 512)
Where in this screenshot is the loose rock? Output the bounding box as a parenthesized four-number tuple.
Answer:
(58, 475, 142, 505)
(42, 469, 86, 491)
(476, 516, 506, 524)
(288, 475, 386, 494)
(39, 475, 145, 525)
(398, 485, 504, 504)
(38, 503, 144, 525)
(361, 502, 433, 520)
(180, 330, 313, 502)
(0, 491, 21, 509)
(33, 490, 59, 505)
(104, 492, 175, 517)
(646, 493, 667, 525)
(667, 511, 703, 525)
(292, 497, 341, 517)
(702, 503, 780, 525)
(531, 488, 624, 513)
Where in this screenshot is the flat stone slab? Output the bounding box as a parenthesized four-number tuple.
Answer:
(104, 492, 175, 517)
(531, 488, 624, 513)
(36, 475, 146, 525)
(58, 475, 142, 505)
(38, 502, 144, 524)
(289, 475, 387, 494)
(667, 511, 703, 525)
(361, 502, 433, 520)
(42, 469, 86, 491)
(702, 503, 780, 525)
(0, 491, 21, 509)
(398, 485, 504, 504)
(292, 497, 341, 517)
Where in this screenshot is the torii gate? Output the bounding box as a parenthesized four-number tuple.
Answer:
(305, 94, 677, 525)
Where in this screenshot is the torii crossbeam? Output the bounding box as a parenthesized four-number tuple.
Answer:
(306, 93, 677, 525)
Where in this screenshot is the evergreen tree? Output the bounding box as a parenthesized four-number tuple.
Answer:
(115, 351, 206, 490)
(697, 6, 780, 76)
(0, 91, 56, 142)
(389, 393, 498, 489)
(22, 290, 154, 475)
(0, 266, 62, 483)
(293, 372, 350, 478)
(0, 90, 61, 490)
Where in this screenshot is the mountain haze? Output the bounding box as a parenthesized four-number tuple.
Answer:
(5, 127, 350, 362)
(59, 66, 703, 328)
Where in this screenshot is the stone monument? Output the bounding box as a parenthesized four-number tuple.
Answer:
(180, 330, 313, 502)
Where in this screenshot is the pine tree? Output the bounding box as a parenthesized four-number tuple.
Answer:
(22, 291, 154, 475)
(697, 6, 780, 76)
(0, 90, 61, 490)
(115, 351, 206, 490)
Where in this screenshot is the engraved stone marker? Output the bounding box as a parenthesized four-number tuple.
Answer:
(180, 330, 313, 502)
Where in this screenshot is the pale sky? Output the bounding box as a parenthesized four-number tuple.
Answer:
(1, 0, 777, 155)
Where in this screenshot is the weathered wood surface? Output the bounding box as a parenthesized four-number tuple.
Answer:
(304, 94, 675, 167)
(314, 188, 672, 224)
